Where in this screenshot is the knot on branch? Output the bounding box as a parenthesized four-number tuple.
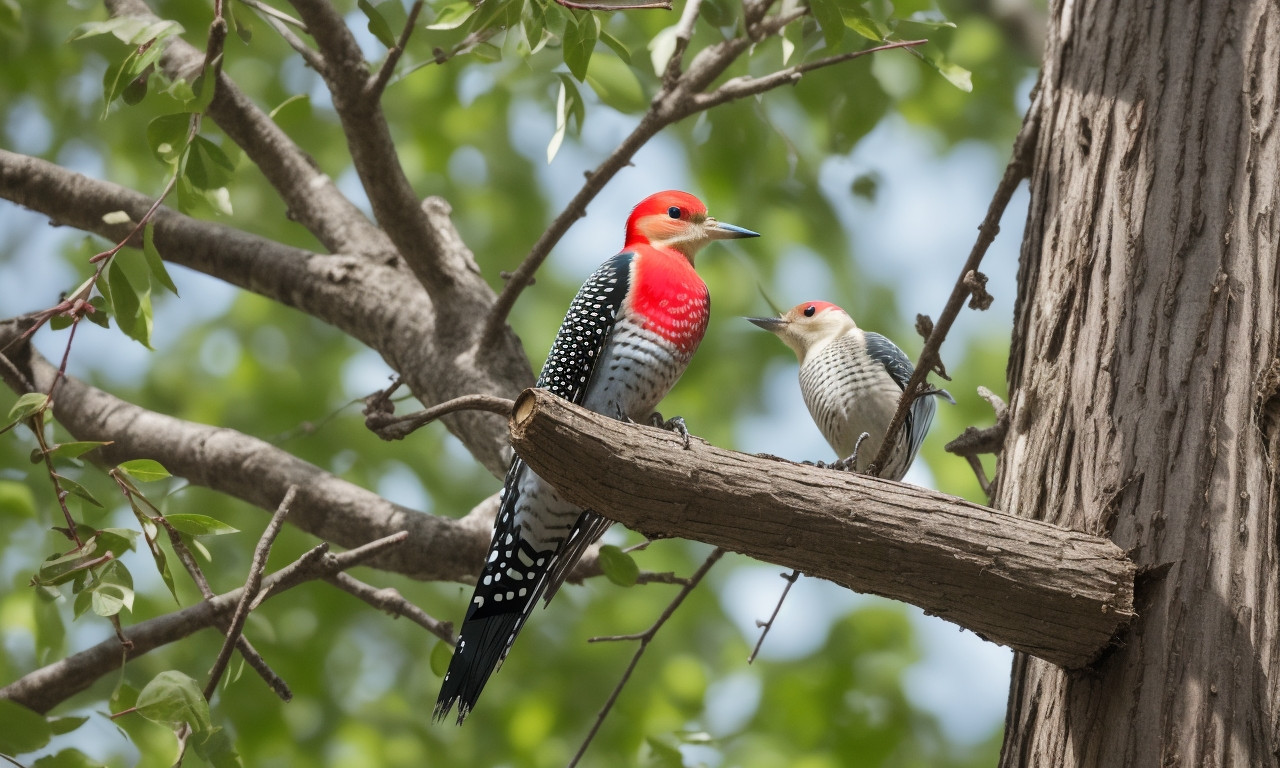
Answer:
(964, 270, 994, 310)
(915, 313, 934, 341)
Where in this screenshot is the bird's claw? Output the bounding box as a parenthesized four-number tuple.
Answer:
(651, 412, 691, 450)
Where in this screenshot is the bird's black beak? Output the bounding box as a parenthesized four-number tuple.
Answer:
(746, 316, 786, 332)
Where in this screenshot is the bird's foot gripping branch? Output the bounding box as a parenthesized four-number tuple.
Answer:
(508, 387, 1137, 669)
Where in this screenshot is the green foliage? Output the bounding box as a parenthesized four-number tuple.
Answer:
(0, 0, 1036, 765)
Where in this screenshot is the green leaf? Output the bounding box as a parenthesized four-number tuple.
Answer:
(143, 222, 179, 296)
(164, 513, 239, 537)
(49, 440, 112, 460)
(34, 595, 67, 664)
(107, 260, 141, 340)
(597, 544, 639, 587)
(430, 640, 453, 677)
(54, 474, 105, 508)
(0, 700, 52, 755)
(522, 0, 546, 51)
(33, 748, 105, 768)
(86, 296, 111, 329)
(426, 2, 475, 30)
(598, 27, 631, 65)
(586, 55, 646, 114)
(808, 0, 844, 49)
(194, 726, 244, 768)
(35, 541, 105, 587)
(117, 458, 171, 482)
(135, 670, 213, 733)
(268, 93, 310, 122)
(68, 17, 148, 43)
(547, 80, 569, 164)
(147, 113, 189, 165)
(47, 715, 89, 737)
(645, 736, 684, 768)
(908, 47, 972, 91)
(0, 0, 21, 35)
(184, 136, 236, 190)
(648, 25, 679, 76)
(0, 480, 37, 519)
(562, 13, 598, 82)
(471, 41, 503, 62)
(840, 5, 884, 41)
(8, 392, 49, 421)
(358, 0, 397, 48)
(90, 560, 135, 617)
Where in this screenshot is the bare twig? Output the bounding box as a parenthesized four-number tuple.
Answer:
(569, 548, 725, 768)
(747, 569, 798, 664)
(866, 88, 1043, 476)
(661, 0, 705, 86)
(944, 387, 1009, 498)
(324, 572, 455, 644)
(204, 486, 298, 699)
(364, 393, 515, 441)
(365, 0, 425, 100)
(0, 532, 408, 714)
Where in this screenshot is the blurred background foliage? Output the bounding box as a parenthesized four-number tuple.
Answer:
(0, 0, 1039, 764)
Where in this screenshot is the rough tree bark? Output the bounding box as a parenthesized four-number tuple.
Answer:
(997, 1, 1280, 766)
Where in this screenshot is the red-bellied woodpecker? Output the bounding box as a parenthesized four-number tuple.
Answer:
(434, 191, 759, 724)
(748, 301, 952, 481)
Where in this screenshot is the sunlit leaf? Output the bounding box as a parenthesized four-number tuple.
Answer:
(597, 544, 638, 587)
(48, 441, 112, 460)
(7, 392, 49, 421)
(147, 112, 189, 165)
(426, 2, 475, 30)
(430, 640, 453, 677)
(117, 458, 171, 482)
(164, 513, 239, 537)
(135, 670, 213, 733)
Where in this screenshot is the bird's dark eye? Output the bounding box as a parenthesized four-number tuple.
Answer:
(803, 305, 817, 317)
(667, 206, 681, 219)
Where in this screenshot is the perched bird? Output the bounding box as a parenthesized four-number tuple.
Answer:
(748, 301, 952, 480)
(435, 190, 759, 724)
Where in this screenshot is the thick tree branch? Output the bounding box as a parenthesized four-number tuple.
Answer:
(509, 389, 1137, 668)
(0, 322, 493, 582)
(104, 0, 389, 258)
(0, 533, 407, 714)
(0, 150, 529, 475)
(287, 0, 474, 293)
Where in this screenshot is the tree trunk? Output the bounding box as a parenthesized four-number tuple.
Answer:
(998, 1, 1280, 766)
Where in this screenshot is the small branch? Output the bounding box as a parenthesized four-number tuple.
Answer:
(661, 0, 705, 87)
(554, 0, 671, 9)
(694, 39, 928, 110)
(204, 486, 298, 700)
(248, 0, 326, 71)
(324, 572, 455, 644)
(365, 0, 424, 100)
(569, 548, 725, 768)
(866, 88, 1043, 476)
(364, 393, 514, 441)
(510, 389, 1136, 668)
(0, 532, 407, 714)
(747, 569, 799, 664)
(945, 387, 1010, 498)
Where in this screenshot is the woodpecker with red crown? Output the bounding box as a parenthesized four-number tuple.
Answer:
(435, 191, 759, 724)
(749, 301, 953, 481)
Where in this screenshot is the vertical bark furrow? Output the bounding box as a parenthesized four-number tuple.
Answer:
(998, 0, 1279, 765)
